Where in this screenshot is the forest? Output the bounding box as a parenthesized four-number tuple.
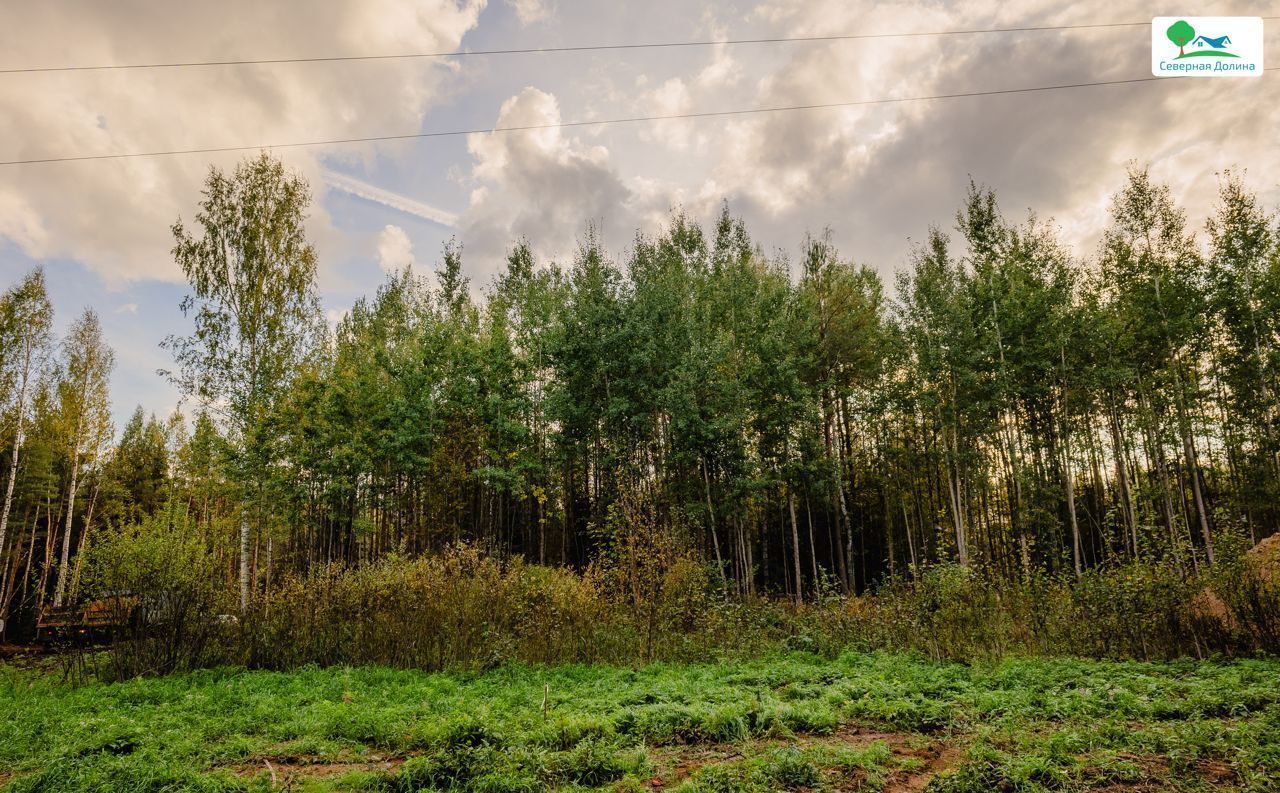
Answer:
(4, 154, 1280, 792)
(4, 154, 1279, 617)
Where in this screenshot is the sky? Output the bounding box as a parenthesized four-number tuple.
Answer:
(1, 0, 1278, 431)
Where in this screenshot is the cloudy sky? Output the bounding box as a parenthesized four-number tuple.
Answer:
(2, 0, 1277, 429)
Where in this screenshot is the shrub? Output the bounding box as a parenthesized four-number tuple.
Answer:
(85, 510, 227, 680)
(236, 546, 630, 670)
(72, 529, 1280, 676)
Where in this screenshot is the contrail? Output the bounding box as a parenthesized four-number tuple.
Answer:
(322, 169, 458, 228)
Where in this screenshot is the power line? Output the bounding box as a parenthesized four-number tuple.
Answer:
(13, 72, 1271, 167)
(9, 19, 1276, 74)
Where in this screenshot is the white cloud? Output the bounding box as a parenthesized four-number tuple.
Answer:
(648, 0, 1280, 268)
(376, 224, 416, 273)
(326, 307, 350, 328)
(0, 193, 50, 257)
(506, 0, 550, 25)
(115, 302, 139, 315)
(460, 87, 635, 271)
(639, 78, 697, 150)
(509, 0, 1276, 280)
(0, 0, 486, 284)
(6, 0, 1279, 297)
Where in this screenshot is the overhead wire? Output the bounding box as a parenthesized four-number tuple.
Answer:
(5, 71, 1277, 167)
(7, 18, 1278, 74)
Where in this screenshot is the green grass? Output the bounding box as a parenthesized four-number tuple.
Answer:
(2, 653, 1278, 791)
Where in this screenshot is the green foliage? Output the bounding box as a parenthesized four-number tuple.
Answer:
(165, 152, 321, 432)
(9, 159, 1280, 720)
(236, 546, 630, 670)
(100, 406, 171, 527)
(85, 509, 228, 679)
(5, 652, 1279, 792)
(88, 533, 1280, 672)
(131, 162, 1280, 619)
(0, 267, 54, 628)
(163, 151, 323, 611)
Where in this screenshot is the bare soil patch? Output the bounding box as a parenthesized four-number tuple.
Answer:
(1082, 751, 1239, 791)
(643, 724, 964, 791)
(230, 754, 405, 782)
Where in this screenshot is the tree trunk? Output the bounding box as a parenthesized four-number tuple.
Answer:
(37, 494, 58, 613)
(901, 497, 917, 573)
(702, 461, 727, 588)
(239, 514, 251, 609)
(787, 486, 803, 605)
(805, 495, 819, 588)
(69, 478, 100, 603)
(824, 396, 851, 591)
(1181, 428, 1213, 565)
(1108, 405, 1139, 556)
(945, 429, 968, 567)
(0, 503, 36, 635)
(1059, 346, 1083, 578)
(53, 420, 84, 608)
(1065, 464, 1082, 578)
(0, 347, 31, 583)
(1166, 355, 1214, 564)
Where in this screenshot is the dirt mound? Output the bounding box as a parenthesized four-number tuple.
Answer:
(1192, 533, 1280, 626)
(1247, 533, 1280, 581)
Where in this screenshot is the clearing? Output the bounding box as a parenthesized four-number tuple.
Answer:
(1, 652, 1277, 792)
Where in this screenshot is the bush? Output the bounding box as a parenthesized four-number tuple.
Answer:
(236, 546, 634, 670)
(74, 526, 1280, 676)
(85, 510, 227, 680)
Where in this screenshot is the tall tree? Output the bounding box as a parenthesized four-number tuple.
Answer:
(165, 152, 320, 608)
(797, 233, 884, 590)
(0, 269, 53, 615)
(52, 309, 114, 606)
(1206, 172, 1280, 536)
(1099, 167, 1213, 566)
(102, 407, 170, 526)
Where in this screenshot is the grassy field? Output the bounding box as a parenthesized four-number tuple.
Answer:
(2, 652, 1278, 792)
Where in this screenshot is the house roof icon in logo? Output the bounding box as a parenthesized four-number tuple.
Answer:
(1192, 34, 1232, 49)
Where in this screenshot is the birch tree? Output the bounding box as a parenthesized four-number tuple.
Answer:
(0, 270, 53, 601)
(164, 152, 320, 609)
(52, 309, 114, 606)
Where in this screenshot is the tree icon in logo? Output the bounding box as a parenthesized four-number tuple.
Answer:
(1166, 20, 1196, 56)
